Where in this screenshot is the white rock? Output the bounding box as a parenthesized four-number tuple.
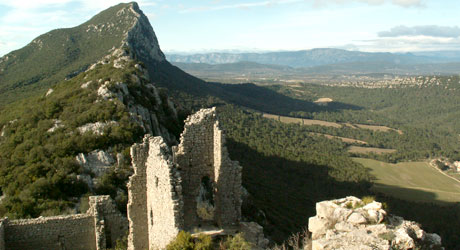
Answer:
(76, 150, 115, 177)
(347, 212, 367, 224)
(46, 88, 54, 96)
(316, 201, 339, 219)
(97, 81, 113, 100)
(309, 216, 333, 240)
(393, 228, 415, 249)
(363, 201, 382, 211)
(47, 119, 64, 133)
(77, 121, 116, 135)
(81, 80, 93, 89)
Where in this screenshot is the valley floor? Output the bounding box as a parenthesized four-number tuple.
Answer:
(354, 158, 460, 203)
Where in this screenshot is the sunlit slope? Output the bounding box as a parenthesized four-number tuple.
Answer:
(354, 158, 460, 203)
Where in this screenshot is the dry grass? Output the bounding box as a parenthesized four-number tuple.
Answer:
(353, 158, 460, 203)
(348, 146, 396, 155)
(262, 113, 402, 133)
(354, 124, 403, 134)
(280, 116, 303, 124)
(309, 133, 368, 145)
(270, 228, 311, 250)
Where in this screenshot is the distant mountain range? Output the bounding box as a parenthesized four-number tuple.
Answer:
(172, 60, 460, 76)
(166, 48, 460, 68)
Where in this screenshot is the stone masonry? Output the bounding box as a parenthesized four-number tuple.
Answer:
(0, 195, 127, 250)
(127, 107, 267, 249)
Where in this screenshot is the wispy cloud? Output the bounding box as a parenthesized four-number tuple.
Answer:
(0, 0, 74, 9)
(180, 0, 422, 13)
(347, 36, 460, 52)
(378, 25, 460, 38)
(179, 0, 302, 13)
(313, 0, 422, 8)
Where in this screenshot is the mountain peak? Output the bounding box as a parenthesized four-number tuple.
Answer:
(83, 1, 165, 63)
(0, 2, 164, 107)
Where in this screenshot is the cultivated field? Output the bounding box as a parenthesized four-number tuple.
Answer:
(263, 113, 344, 128)
(353, 124, 403, 134)
(309, 133, 368, 145)
(354, 158, 460, 203)
(348, 146, 396, 154)
(262, 113, 401, 133)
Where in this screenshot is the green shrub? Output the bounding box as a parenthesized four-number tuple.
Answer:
(361, 196, 375, 205)
(220, 233, 252, 250)
(166, 231, 212, 250)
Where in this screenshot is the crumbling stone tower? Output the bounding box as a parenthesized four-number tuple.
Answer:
(127, 107, 243, 250)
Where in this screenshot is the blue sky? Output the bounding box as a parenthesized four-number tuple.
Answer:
(0, 0, 460, 56)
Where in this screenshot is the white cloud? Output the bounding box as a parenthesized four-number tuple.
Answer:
(179, 0, 422, 13)
(350, 36, 460, 52)
(0, 0, 74, 9)
(179, 0, 302, 13)
(313, 0, 422, 7)
(379, 25, 460, 38)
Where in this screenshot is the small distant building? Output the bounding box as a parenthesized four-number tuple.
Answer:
(454, 161, 460, 172)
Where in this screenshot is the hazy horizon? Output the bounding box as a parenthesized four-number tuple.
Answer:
(1, 0, 460, 57)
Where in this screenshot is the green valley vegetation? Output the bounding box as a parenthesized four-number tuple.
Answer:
(265, 77, 460, 163)
(214, 105, 460, 249)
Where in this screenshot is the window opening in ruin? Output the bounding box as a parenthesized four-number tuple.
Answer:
(155, 176, 159, 187)
(150, 209, 154, 226)
(196, 176, 215, 221)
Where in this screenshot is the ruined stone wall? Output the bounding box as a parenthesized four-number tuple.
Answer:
(1, 195, 126, 250)
(213, 121, 242, 226)
(173, 108, 217, 228)
(146, 136, 183, 249)
(88, 195, 128, 249)
(4, 214, 96, 250)
(128, 135, 183, 250)
(127, 137, 150, 250)
(170, 108, 242, 229)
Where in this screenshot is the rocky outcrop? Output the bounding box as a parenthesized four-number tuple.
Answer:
(76, 150, 115, 177)
(77, 121, 117, 135)
(124, 3, 165, 63)
(308, 196, 443, 250)
(47, 119, 64, 133)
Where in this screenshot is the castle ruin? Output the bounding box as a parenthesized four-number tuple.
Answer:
(0, 107, 266, 250)
(127, 107, 266, 250)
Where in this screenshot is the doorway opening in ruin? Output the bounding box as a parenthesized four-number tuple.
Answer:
(196, 176, 215, 221)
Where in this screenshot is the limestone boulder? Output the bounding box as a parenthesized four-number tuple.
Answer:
(76, 150, 115, 177)
(308, 196, 444, 250)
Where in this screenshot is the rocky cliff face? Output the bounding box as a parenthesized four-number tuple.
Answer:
(308, 196, 443, 250)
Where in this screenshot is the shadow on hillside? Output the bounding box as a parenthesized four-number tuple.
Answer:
(150, 61, 362, 115)
(225, 139, 371, 243)
(226, 140, 460, 248)
(373, 190, 460, 250)
(369, 182, 455, 205)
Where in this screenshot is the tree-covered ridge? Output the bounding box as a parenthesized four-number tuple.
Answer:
(215, 105, 371, 240)
(0, 2, 138, 108)
(264, 77, 460, 162)
(0, 53, 179, 218)
(214, 105, 460, 249)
